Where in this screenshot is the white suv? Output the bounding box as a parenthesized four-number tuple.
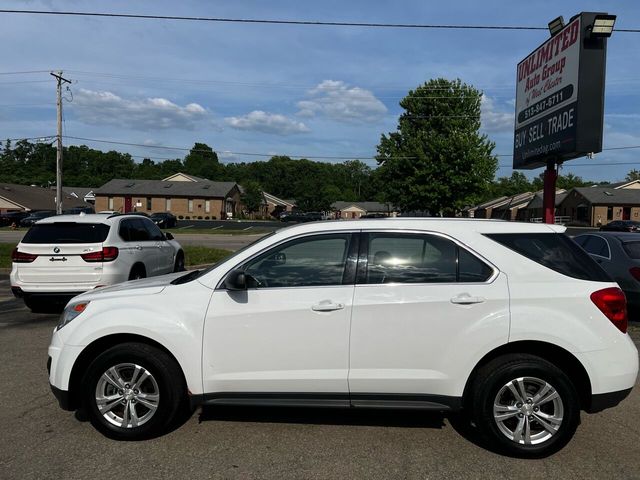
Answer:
(11, 213, 184, 312)
(46, 219, 638, 456)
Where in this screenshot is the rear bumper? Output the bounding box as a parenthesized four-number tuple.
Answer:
(587, 388, 633, 413)
(12, 287, 84, 308)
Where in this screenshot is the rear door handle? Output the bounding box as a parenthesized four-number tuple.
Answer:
(135, 245, 143, 250)
(312, 301, 345, 312)
(450, 294, 485, 305)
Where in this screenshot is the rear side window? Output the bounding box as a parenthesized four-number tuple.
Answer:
(486, 233, 611, 282)
(577, 235, 610, 258)
(22, 223, 110, 244)
(622, 241, 640, 259)
(360, 233, 493, 284)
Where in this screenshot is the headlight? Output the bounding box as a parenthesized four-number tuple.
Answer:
(58, 301, 90, 330)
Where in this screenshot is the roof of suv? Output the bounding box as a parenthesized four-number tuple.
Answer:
(276, 217, 567, 235)
(35, 213, 122, 225)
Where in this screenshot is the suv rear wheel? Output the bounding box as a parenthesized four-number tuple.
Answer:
(81, 342, 187, 440)
(471, 354, 580, 457)
(128, 264, 146, 280)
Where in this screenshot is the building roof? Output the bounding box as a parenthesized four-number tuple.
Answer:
(94, 179, 239, 198)
(493, 192, 536, 211)
(565, 186, 640, 206)
(63, 186, 96, 200)
(161, 172, 210, 182)
(331, 201, 396, 212)
(263, 192, 295, 207)
(526, 191, 568, 209)
(0, 183, 90, 211)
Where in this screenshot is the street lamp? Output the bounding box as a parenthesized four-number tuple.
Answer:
(589, 14, 616, 38)
(548, 16, 565, 36)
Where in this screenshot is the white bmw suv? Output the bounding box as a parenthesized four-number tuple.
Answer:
(46, 219, 638, 456)
(11, 213, 184, 312)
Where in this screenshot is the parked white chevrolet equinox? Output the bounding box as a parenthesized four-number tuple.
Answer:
(47, 219, 638, 456)
(11, 213, 184, 312)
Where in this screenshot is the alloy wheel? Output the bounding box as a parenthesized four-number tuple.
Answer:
(493, 376, 564, 445)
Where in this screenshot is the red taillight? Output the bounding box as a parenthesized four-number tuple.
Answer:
(81, 246, 119, 262)
(11, 247, 37, 263)
(630, 267, 640, 282)
(591, 287, 628, 333)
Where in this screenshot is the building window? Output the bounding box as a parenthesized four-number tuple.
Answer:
(146, 197, 152, 211)
(166, 198, 171, 211)
(205, 200, 210, 213)
(607, 206, 613, 221)
(108, 197, 114, 210)
(188, 199, 193, 212)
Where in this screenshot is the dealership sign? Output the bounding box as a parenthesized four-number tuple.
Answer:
(513, 12, 608, 169)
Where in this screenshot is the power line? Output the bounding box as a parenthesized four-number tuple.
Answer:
(2, 9, 638, 32)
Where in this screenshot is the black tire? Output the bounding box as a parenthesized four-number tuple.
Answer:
(471, 354, 580, 457)
(80, 342, 187, 440)
(128, 264, 146, 280)
(174, 251, 185, 272)
(24, 298, 60, 314)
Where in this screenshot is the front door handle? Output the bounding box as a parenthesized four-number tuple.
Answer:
(312, 301, 345, 312)
(450, 294, 485, 305)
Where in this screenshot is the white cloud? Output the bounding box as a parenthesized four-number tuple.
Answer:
(225, 110, 310, 135)
(296, 80, 387, 123)
(72, 89, 209, 131)
(481, 95, 514, 133)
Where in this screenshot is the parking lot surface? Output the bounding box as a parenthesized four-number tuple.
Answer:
(1, 274, 639, 479)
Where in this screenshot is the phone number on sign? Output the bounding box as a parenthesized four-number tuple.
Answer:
(518, 85, 574, 124)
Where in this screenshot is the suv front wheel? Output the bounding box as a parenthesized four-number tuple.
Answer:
(471, 354, 580, 457)
(81, 342, 187, 440)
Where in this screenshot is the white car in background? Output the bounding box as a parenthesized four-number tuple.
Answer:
(11, 213, 184, 312)
(46, 218, 637, 456)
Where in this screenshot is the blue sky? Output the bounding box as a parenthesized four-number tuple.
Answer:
(1, 0, 639, 183)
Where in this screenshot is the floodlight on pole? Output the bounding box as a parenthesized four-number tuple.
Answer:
(589, 14, 616, 38)
(548, 16, 565, 36)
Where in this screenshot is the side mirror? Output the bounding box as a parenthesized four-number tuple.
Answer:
(225, 269, 247, 290)
(165, 232, 174, 240)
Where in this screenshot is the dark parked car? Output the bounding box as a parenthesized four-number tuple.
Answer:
(62, 206, 95, 215)
(19, 211, 56, 227)
(0, 211, 30, 227)
(361, 212, 387, 218)
(150, 212, 178, 228)
(600, 220, 640, 232)
(574, 232, 640, 314)
(281, 212, 324, 223)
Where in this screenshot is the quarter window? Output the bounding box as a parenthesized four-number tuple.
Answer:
(243, 234, 352, 288)
(579, 235, 610, 258)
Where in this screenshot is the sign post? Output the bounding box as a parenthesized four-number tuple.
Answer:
(513, 12, 613, 223)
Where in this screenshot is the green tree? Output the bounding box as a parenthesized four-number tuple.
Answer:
(375, 78, 497, 215)
(183, 143, 221, 180)
(625, 169, 640, 182)
(490, 172, 532, 198)
(241, 180, 264, 214)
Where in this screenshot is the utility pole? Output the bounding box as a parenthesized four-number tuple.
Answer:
(50, 71, 71, 214)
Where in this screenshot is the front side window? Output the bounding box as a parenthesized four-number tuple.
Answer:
(361, 233, 488, 284)
(142, 219, 165, 240)
(243, 234, 352, 288)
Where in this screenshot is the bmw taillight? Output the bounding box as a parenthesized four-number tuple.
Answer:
(81, 246, 119, 262)
(11, 247, 37, 263)
(590, 287, 628, 333)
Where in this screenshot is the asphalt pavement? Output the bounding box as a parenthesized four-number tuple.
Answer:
(0, 273, 639, 479)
